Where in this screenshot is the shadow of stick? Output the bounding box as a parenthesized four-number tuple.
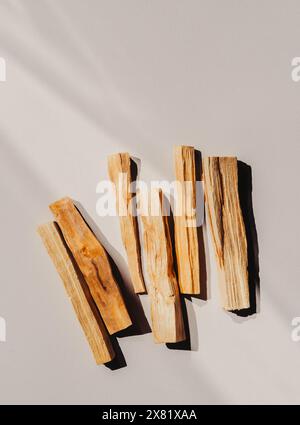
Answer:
(104, 336, 127, 371)
(128, 157, 147, 295)
(160, 194, 194, 351)
(167, 150, 209, 350)
(195, 149, 208, 300)
(74, 202, 151, 337)
(232, 161, 260, 317)
(54, 223, 127, 370)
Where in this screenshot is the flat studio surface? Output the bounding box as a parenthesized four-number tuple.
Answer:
(0, 0, 299, 405)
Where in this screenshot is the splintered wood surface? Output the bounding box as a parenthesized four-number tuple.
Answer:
(108, 153, 146, 294)
(141, 189, 185, 343)
(37, 222, 115, 364)
(49, 197, 132, 334)
(203, 157, 249, 310)
(174, 146, 201, 294)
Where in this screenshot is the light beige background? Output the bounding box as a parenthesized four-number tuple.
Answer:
(0, 0, 300, 404)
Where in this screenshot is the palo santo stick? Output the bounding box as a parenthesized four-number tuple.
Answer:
(107, 153, 146, 294)
(174, 146, 201, 294)
(203, 157, 249, 310)
(49, 197, 132, 334)
(37, 222, 115, 364)
(141, 189, 185, 343)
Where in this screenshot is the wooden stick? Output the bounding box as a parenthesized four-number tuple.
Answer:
(107, 153, 146, 294)
(49, 197, 132, 334)
(141, 189, 185, 343)
(173, 146, 200, 294)
(37, 222, 115, 364)
(203, 157, 249, 310)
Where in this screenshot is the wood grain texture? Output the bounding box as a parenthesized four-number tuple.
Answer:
(107, 153, 146, 294)
(174, 146, 201, 294)
(49, 197, 132, 334)
(141, 189, 185, 343)
(203, 157, 249, 310)
(37, 222, 115, 365)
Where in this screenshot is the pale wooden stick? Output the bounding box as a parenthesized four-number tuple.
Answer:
(174, 146, 201, 294)
(37, 222, 115, 364)
(107, 153, 146, 294)
(141, 189, 185, 343)
(203, 157, 249, 310)
(49, 198, 132, 334)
